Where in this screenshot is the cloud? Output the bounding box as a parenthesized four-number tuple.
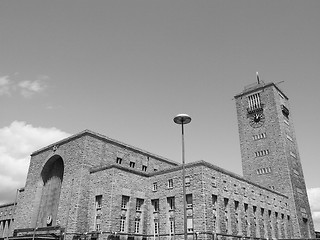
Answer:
(307, 187, 320, 231)
(18, 76, 48, 98)
(0, 75, 12, 96)
(0, 74, 48, 98)
(0, 121, 70, 205)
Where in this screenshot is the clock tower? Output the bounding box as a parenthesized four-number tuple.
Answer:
(235, 80, 315, 238)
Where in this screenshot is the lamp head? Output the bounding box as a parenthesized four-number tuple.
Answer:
(173, 114, 191, 125)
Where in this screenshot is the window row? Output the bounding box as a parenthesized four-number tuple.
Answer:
(212, 194, 292, 238)
(255, 149, 269, 157)
(152, 177, 191, 191)
(151, 195, 192, 212)
(116, 157, 149, 171)
(257, 167, 272, 175)
(253, 133, 266, 140)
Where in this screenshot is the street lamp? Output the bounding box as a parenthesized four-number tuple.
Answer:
(173, 114, 192, 240)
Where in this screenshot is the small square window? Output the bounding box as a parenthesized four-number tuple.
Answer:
(142, 165, 147, 171)
(116, 157, 122, 164)
(130, 161, 135, 168)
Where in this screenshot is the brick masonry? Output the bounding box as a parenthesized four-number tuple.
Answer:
(0, 82, 315, 239)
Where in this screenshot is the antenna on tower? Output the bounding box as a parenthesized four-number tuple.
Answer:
(256, 72, 260, 84)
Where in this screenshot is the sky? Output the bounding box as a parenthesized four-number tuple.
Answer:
(0, 0, 319, 231)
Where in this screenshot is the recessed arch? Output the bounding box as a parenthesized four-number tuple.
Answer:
(37, 155, 64, 227)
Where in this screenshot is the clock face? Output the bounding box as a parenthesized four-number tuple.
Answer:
(249, 112, 265, 128)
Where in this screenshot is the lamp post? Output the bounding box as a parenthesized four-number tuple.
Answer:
(173, 114, 191, 240)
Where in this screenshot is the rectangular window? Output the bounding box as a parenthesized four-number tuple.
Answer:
(235, 200, 239, 211)
(95, 195, 102, 209)
(153, 182, 158, 191)
(170, 218, 175, 234)
(134, 218, 140, 233)
(212, 195, 217, 209)
(96, 223, 101, 231)
(130, 161, 135, 168)
(168, 179, 173, 188)
(142, 165, 147, 171)
(120, 216, 126, 232)
(95, 211, 101, 231)
(152, 199, 159, 212)
(186, 194, 193, 208)
(185, 176, 191, 186)
(136, 198, 144, 211)
(244, 203, 248, 212)
(167, 197, 175, 210)
(121, 196, 129, 209)
(187, 217, 193, 232)
(116, 157, 122, 164)
(154, 220, 159, 235)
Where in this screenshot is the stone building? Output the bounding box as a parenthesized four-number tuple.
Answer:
(0, 81, 315, 240)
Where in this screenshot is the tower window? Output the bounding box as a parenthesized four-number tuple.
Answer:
(254, 149, 269, 157)
(284, 119, 290, 125)
(281, 104, 290, 118)
(296, 188, 303, 194)
(253, 133, 266, 140)
(247, 93, 262, 112)
(257, 167, 271, 175)
(168, 179, 173, 188)
(142, 165, 147, 171)
(286, 135, 293, 142)
(290, 151, 297, 158)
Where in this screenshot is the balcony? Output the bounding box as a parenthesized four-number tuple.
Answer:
(247, 105, 264, 114)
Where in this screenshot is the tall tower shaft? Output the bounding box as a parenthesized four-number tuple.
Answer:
(235, 81, 315, 238)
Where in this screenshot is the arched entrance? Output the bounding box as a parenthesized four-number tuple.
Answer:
(37, 155, 64, 227)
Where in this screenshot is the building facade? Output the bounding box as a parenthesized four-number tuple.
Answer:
(0, 81, 315, 240)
